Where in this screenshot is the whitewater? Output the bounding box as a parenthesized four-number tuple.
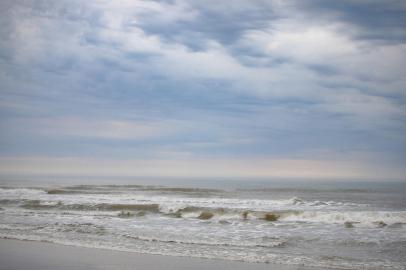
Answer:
(0, 181, 405, 269)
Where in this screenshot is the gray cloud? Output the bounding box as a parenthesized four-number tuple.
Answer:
(294, 0, 406, 44)
(135, 1, 278, 48)
(0, 0, 405, 179)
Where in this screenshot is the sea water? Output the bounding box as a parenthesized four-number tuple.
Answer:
(0, 178, 405, 269)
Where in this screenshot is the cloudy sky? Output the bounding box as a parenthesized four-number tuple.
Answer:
(0, 0, 405, 180)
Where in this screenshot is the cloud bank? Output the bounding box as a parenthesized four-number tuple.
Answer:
(0, 0, 405, 180)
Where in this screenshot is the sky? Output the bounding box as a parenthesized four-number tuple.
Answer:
(0, 0, 405, 180)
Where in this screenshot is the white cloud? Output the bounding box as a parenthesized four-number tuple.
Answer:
(241, 23, 358, 64)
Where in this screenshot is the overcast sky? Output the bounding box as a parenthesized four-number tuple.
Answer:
(0, 0, 405, 180)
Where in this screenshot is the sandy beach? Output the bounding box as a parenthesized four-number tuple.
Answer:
(0, 239, 317, 270)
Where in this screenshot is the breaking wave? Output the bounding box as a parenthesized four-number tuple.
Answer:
(279, 210, 406, 226)
(1, 183, 405, 270)
(14, 200, 406, 226)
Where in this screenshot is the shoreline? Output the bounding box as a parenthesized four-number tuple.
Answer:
(0, 238, 315, 270)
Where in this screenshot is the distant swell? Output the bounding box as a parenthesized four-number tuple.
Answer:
(44, 185, 221, 195)
(21, 201, 160, 212)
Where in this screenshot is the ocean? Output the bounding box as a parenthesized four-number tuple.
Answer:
(0, 178, 405, 269)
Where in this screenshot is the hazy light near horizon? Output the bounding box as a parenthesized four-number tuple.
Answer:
(0, 157, 405, 181)
(0, 1, 405, 181)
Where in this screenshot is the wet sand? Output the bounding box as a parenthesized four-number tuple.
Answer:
(0, 239, 315, 270)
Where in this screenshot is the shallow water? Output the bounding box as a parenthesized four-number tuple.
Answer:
(0, 179, 405, 269)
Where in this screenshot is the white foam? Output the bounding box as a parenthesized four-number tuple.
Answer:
(1, 187, 366, 214)
(280, 210, 406, 226)
(0, 187, 46, 197)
